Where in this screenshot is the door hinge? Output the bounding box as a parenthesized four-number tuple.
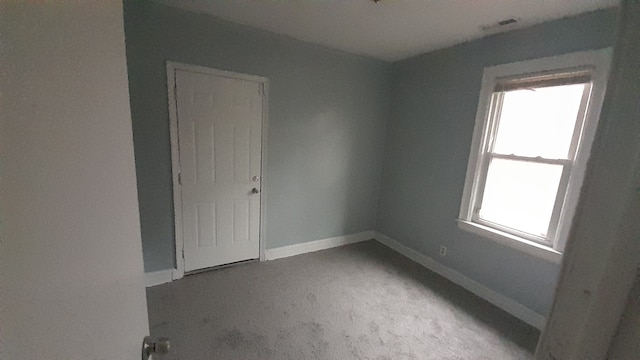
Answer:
(258, 83, 264, 95)
(178, 172, 182, 185)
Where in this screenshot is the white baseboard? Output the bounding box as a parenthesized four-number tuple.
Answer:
(374, 232, 547, 330)
(145, 269, 174, 287)
(264, 231, 376, 261)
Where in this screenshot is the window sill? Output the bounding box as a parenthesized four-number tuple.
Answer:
(456, 219, 563, 264)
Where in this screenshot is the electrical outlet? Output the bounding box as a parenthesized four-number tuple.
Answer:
(439, 246, 447, 257)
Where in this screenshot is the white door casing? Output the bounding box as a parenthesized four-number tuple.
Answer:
(169, 64, 266, 273)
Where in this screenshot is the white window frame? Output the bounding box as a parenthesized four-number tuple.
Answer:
(457, 49, 612, 264)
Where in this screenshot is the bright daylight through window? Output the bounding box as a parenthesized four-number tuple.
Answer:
(458, 50, 611, 262)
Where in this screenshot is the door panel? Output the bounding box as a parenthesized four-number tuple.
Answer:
(175, 69, 262, 272)
(1, 2, 150, 358)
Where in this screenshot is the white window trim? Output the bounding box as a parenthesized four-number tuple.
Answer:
(458, 48, 612, 264)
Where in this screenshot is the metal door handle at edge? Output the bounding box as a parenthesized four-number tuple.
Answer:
(252, 188, 260, 194)
(142, 336, 170, 360)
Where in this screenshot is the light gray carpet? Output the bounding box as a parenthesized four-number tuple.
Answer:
(147, 240, 539, 359)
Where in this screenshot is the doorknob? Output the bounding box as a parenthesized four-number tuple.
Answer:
(252, 188, 260, 194)
(142, 336, 170, 360)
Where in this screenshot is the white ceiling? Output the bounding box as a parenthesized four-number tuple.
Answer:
(157, 0, 619, 62)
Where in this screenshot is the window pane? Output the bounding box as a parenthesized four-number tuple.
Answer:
(492, 83, 586, 159)
(479, 158, 563, 238)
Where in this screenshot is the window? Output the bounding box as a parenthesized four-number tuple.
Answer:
(458, 49, 611, 263)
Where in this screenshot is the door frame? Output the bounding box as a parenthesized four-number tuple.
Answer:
(166, 61, 269, 280)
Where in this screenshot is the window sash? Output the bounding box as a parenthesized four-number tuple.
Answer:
(469, 82, 592, 249)
(471, 154, 572, 245)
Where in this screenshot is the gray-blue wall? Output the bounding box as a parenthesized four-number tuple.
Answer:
(125, 0, 618, 317)
(124, 1, 391, 272)
(377, 9, 618, 316)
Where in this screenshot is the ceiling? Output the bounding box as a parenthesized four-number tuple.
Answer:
(157, 0, 619, 62)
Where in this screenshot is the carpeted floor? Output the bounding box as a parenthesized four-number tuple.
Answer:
(147, 240, 539, 359)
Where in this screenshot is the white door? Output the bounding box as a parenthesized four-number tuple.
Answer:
(2, 2, 150, 359)
(175, 69, 263, 272)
